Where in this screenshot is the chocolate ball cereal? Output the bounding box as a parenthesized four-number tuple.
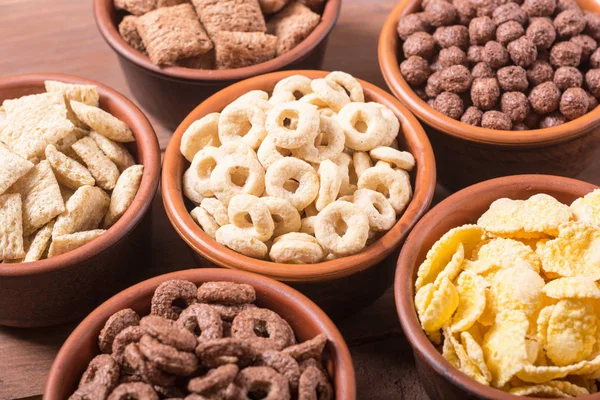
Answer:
(397, 13, 431, 40)
(590, 47, 600, 68)
(526, 17, 557, 49)
(454, 0, 478, 25)
(401, 56, 431, 85)
(493, 2, 527, 26)
(522, 0, 556, 18)
(440, 65, 473, 93)
(472, 62, 496, 78)
(467, 45, 485, 64)
(426, 71, 443, 98)
(554, 9, 587, 38)
(501, 91, 531, 122)
(556, 0, 581, 13)
(585, 11, 600, 41)
(539, 111, 567, 127)
(471, 77, 501, 110)
(586, 90, 599, 110)
(497, 65, 529, 91)
(439, 46, 468, 67)
(529, 81, 561, 114)
(553, 66, 583, 90)
(497, 21, 526, 46)
(469, 17, 496, 45)
(460, 106, 484, 126)
(483, 41, 510, 68)
(513, 122, 529, 129)
(527, 59, 555, 85)
(434, 25, 470, 49)
(560, 87, 589, 119)
(403, 32, 436, 60)
(550, 41, 582, 67)
(424, 0, 458, 27)
(434, 92, 465, 119)
(482, 110, 513, 129)
(507, 36, 538, 67)
(570, 34, 598, 61)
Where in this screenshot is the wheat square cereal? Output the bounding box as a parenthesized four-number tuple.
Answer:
(0, 194, 24, 260)
(53, 185, 110, 238)
(72, 137, 120, 190)
(24, 220, 54, 262)
(114, 0, 156, 15)
(48, 229, 106, 257)
(45, 80, 100, 128)
(0, 143, 34, 195)
(118, 16, 147, 54)
(104, 165, 144, 228)
(214, 31, 277, 69)
(1, 92, 74, 160)
(89, 131, 135, 172)
(45, 144, 95, 189)
(177, 50, 216, 69)
(55, 129, 86, 159)
(136, 4, 214, 66)
(192, 0, 266, 37)
(70, 101, 134, 143)
(267, 1, 320, 56)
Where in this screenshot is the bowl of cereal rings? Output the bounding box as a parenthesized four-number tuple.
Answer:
(45, 268, 356, 400)
(162, 69, 436, 317)
(0, 73, 160, 327)
(94, 0, 341, 128)
(379, 0, 600, 190)
(396, 174, 600, 399)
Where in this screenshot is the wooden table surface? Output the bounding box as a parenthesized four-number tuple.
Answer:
(1, 1, 599, 399)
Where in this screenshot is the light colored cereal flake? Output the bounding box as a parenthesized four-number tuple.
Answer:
(0, 194, 24, 260)
(70, 101, 134, 143)
(53, 185, 110, 238)
(9, 160, 65, 235)
(1, 92, 74, 160)
(0, 143, 34, 195)
(45, 144, 95, 190)
(89, 131, 135, 172)
(24, 220, 55, 262)
(72, 137, 120, 190)
(44, 80, 99, 128)
(48, 229, 106, 258)
(571, 189, 600, 226)
(104, 165, 144, 228)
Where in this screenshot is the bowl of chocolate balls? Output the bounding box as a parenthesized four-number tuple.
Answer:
(379, 0, 600, 189)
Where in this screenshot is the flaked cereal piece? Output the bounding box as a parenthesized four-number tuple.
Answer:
(522, 0, 556, 17)
(483, 41, 510, 69)
(469, 17, 495, 45)
(461, 106, 483, 126)
(192, 0, 266, 37)
(48, 229, 105, 257)
(586, 68, 600, 98)
(507, 36, 538, 67)
(397, 13, 431, 40)
(560, 87, 589, 120)
(267, 1, 320, 56)
(99, 309, 140, 354)
(471, 62, 495, 78)
(114, 0, 155, 16)
(259, 0, 290, 14)
(439, 65, 472, 93)
(585, 11, 600, 41)
(424, 0, 458, 27)
(550, 41, 582, 67)
(571, 35, 598, 61)
(136, 4, 213, 66)
(529, 81, 561, 114)
(467, 45, 484, 64)
(433, 25, 469, 50)
(493, 2, 527, 25)
(471, 77, 500, 110)
(482, 110, 512, 130)
(0, 143, 33, 196)
(434, 92, 465, 119)
(45, 80, 100, 129)
(72, 137, 120, 191)
(403, 32, 436, 60)
(0, 194, 24, 260)
(439, 46, 467, 67)
(53, 186, 109, 237)
(23, 220, 54, 262)
(554, 9, 586, 38)
(526, 17, 556, 49)
(527, 60, 554, 86)
(496, 21, 525, 46)
(554, 66, 583, 90)
(45, 144, 95, 190)
(118, 16, 146, 54)
(89, 132, 135, 172)
(70, 101, 134, 143)
(501, 91, 531, 123)
(213, 31, 277, 69)
(104, 165, 143, 228)
(497, 66, 529, 92)
(400, 56, 430, 86)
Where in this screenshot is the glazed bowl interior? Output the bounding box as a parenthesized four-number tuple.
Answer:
(45, 268, 356, 400)
(395, 174, 600, 399)
(378, 0, 600, 147)
(0, 73, 160, 278)
(162, 69, 437, 282)
(94, 0, 341, 81)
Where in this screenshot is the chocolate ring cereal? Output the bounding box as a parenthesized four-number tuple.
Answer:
(215, 224, 269, 259)
(200, 198, 229, 227)
(298, 366, 334, 400)
(198, 281, 256, 305)
(315, 160, 343, 211)
(228, 194, 275, 241)
(112, 326, 146, 367)
(138, 335, 198, 376)
(234, 366, 291, 400)
(314, 201, 370, 256)
(79, 354, 120, 390)
(257, 135, 292, 169)
(180, 113, 221, 163)
(69, 383, 110, 400)
(182, 146, 222, 204)
(337, 102, 388, 151)
(369, 146, 416, 171)
(195, 338, 259, 368)
(151, 280, 198, 321)
(282, 334, 328, 362)
(106, 382, 159, 400)
(191, 206, 220, 239)
(353, 188, 397, 232)
(265, 157, 319, 211)
(266, 101, 320, 149)
(140, 316, 197, 352)
(272, 75, 313, 100)
(209, 303, 258, 322)
(178, 304, 223, 342)
(310, 78, 351, 112)
(269, 232, 326, 264)
(210, 155, 265, 206)
(292, 115, 345, 163)
(187, 364, 239, 394)
(98, 308, 140, 354)
(357, 165, 412, 214)
(260, 350, 301, 390)
(232, 308, 295, 351)
(325, 71, 365, 103)
(124, 343, 176, 387)
(218, 104, 267, 150)
(262, 196, 301, 237)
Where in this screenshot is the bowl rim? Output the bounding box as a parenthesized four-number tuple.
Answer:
(161, 69, 437, 282)
(394, 174, 600, 400)
(0, 73, 161, 278)
(44, 268, 357, 400)
(93, 0, 342, 82)
(378, 0, 600, 148)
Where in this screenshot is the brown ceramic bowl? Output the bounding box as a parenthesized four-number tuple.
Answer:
(395, 174, 599, 400)
(0, 73, 160, 328)
(44, 268, 356, 400)
(93, 0, 341, 129)
(378, 1, 600, 191)
(161, 69, 437, 318)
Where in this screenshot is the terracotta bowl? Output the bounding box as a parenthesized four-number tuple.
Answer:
(0, 74, 160, 328)
(378, 0, 600, 191)
(395, 174, 599, 400)
(162, 70, 436, 317)
(93, 0, 341, 129)
(44, 268, 356, 400)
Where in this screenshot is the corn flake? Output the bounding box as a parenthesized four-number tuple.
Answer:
(451, 270, 487, 332)
(543, 276, 600, 300)
(489, 266, 545, 317)
(474, 238, 541, 273)
(420, 277, 459, 332)
(570, 189, 600, 226)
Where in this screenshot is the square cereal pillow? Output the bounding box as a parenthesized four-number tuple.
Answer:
(192, 0, 266, 36)
(268, 1, 321, 56)
(214, 31, 277, 69)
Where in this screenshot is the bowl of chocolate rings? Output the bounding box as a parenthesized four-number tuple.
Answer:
(161, 69, 437, 317)
(396, 174, 600, 399)
(45, 268, 356, 400)
(379, 0, 600, 190)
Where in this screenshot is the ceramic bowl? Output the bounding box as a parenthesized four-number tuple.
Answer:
(379, 0, 600, 190)
(0, 73, 160, 327)
(93, 0, 342, 129)
(395, 174, 599, 399)
(44, 268, 356, 400)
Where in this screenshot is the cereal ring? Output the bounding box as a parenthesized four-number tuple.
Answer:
(232, 90, 271, 112)
(151, 280, 198, 321)
(218, 103, 267, 150)
(300, 93, 329, 108)
(337, 102, 388, 151)
(182, 146, 222, 204)
(272, 232, 319, 245)
(369, 146, 416, 171)
(98, 308, 140, 354)
(195, 338, 259, 368)
(217, 141, 256, 159)
(191, 206, 220, 239)
(315, 160, 343, 212)
(262, 196, 301, 237)
(272, 75, 313, 99)
(299, 358, 327, 374)
(232, 308, 295, 351)
(140, 316, 197, 351)
(353, 188, 397, 232)
(178, 304, 223, 342)
(352, 151, 372, 180)
(269, 233, 325, 264)
(124, 343, 176, 387)
(269, 91, 296, 106)
(369, 102, 400, 147)
(314, 201, 370, 256)
(357, 165, 412, 214)
(215, 224, 269, 259)
(304, 201, 319, 217)
(69, 383, 109, 400)
(331, 153, 353, 195)
(198, 281, 256, 304)
(138, 335, 198, 376)
(298, 366, 333, 400)
(257, 135, 292, 169)
(187, 364, 238, 394)
(180, 113, 221, 162)
(79, 354, 120, 390)
(282, 334, 328, 362)
(259, 350, 301, 390)
(292, 115, 345, 163)
(200, 198, 229, 227)
(266, 101, 320, 149)
(107, 382, 159, 400)
(326, 71, 365, 102)
(210, 155, 265, 206)
(228, 194, 275, 241)
(234, 366, 291, 400)
(311, 78, 351, 112)
(265, 158, 319, 211)
(152, 384, 184, 398)
(299, 216, 317, 235)
(209, 303, 257, 322)
(112, 326, 146, 367)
